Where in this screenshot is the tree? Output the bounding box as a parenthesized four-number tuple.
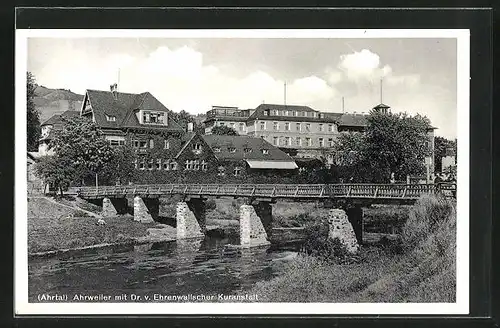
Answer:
(332, 111, 432, 183)
(34, 155, 75, 196)
(51, 116, 115, 187)
(211, 125, 238, 136)
(99, 143, 136, 185)
(27, 72, 40, 151)
(363, 111, 430, 182)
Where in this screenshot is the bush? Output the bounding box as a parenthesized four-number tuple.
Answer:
(73, 210, 91, 218)
(401, 194, 454, 251)
(205, 199, 217, 211)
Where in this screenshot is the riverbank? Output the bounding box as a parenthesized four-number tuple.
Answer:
(28, 197, 176, 255)
(249, 194, 456, 302)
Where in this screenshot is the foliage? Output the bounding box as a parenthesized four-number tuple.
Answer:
(434, 136, 457, 173)
(210, 125, 238, 136)
(169, 110, 204, 133)
(51, 116, 115, 186)
(333, 111, 432, 183)
(27, 72, 40, 151)
(34, 155, 75, 195)
(300, 219, 357, 264)
(401, 194, 454, 251)
(99, 144, 136, 185)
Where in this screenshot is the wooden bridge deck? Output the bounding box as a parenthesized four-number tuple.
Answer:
(68, 183, 456, 203)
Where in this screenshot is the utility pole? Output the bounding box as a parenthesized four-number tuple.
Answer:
(342, 96, 345, 113)
(284, 81, 287, 107)
(380, 78, 383, 103)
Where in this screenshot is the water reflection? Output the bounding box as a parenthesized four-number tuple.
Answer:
(28, 235, 300, 302)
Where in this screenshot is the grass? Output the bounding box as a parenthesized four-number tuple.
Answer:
(27, 197, 158, 254)
(249, 194, 456, 303)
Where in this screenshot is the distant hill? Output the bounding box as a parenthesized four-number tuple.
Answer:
(34, 85, 84, 124)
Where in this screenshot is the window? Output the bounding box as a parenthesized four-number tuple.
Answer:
(156, 159, 161, 170)
(319, 138, 324, 147)
(106, 115, 116, 122)
(219, 122, 226, 126)
(163, 160, 170, 170)
(260, 121, 266, 130)
(296, 123, 301, 131)
(292, 111, 297, 117)
(264, 110, 269, 116)
(148, 159, 154, 170)
(273, 137, 279, 146)
(217, 166, 226, 176)
(239, 123, 245, 131)
(272, 110, 278, 116)
(193, 160, 200, 171)
(244, 148, 252, 153)
(296, 137, 302, 146)
(328, 124, 334, 132)
(285, 137, 291, 146)
(142, 111, 165, 124)
(134, 140, 148, 148)
(284, 110, 289, 116)
(193, 143, 202, 151)
(328, 138, 334, 147)
(306, 137, 312, 147)
(213, 147, 221, 153)
(201, 160, 208, 171)
(139, 159, 145, 170)
(229, 122, 235, 129)
(305, 123, 311, 132)
(134, 159, 138, 169)
(319, 124, 324, 132)
(261, 149, 269, 155)
(149, 139, 154, 148)
(164, 140, 170, 149)
(234, 166, 242, 176)
(109, 139, 124, 147)
(228, 147, 236, 153)
(284, 122, 290, 131)
(273, 122, 279, 130)
(170, 161, 177, 170)
(185, 160, 192, 171)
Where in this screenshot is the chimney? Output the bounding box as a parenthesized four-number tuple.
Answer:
(110, 83, 118, 100)
(187, 122, 194, 132)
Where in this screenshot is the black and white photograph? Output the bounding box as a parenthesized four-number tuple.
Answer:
(15, 28, 469, 315)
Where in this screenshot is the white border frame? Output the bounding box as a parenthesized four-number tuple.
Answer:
(15, 29, 470, 315)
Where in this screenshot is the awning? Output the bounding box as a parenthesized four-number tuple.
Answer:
(245, 160, 298, 170)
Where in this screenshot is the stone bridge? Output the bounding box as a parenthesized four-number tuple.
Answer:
(68, 183, 456, 248)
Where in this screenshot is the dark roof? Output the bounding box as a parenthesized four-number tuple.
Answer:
(247, 103, 338, 123)
(41, 110, 80, 126)
(85, 89, 184, 132)
(202, 135, 293, 161)
(373, 103, 391, 109)
(338, 113, 368, 127)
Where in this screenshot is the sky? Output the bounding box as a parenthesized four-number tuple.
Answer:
(27, 37, 458, 138)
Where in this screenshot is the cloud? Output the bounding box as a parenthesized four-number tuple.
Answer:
(338, 49, 392, 82)
(33, 45, 338, 114)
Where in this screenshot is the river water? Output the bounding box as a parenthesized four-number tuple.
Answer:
(28, 235, 301, 302)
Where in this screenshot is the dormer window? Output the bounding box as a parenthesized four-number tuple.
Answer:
(261, 149, 269, 155)
(264, 110, 269, 116)
(213, 147, 221, 153)
(244, 148, 252, 153)
(193, 143, 202, 151)
(228, 147, 236, 153)
(164, 140, 170, 149)
(142, 110, 165, 125)
(106, 115, 116, 122)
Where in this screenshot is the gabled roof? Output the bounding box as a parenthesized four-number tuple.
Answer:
(41, 110, 80, 126)
(202, 135, 294, 162)
(85, 89, 183, 132)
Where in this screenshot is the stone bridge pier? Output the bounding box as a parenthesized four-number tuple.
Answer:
(239, 201, 272, 247)
(176, 198, 206, 240)
(88, 197, 129, 217)
(133, 196, 159, 223)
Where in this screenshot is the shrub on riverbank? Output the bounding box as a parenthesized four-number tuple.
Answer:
(250, 194, 456, 302)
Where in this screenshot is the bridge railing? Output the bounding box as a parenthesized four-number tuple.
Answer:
(68, 183, 455, 200)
